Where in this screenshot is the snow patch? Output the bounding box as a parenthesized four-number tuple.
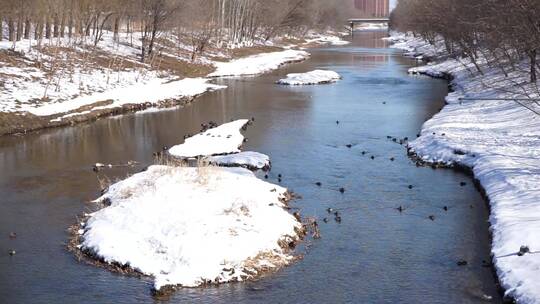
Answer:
(168, 119, 249, 158)
(207, 151, 271, 170)
(208, 50, 309, 77)
(277, 70, 341, 86)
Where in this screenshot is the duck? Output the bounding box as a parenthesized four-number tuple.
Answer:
(396, 206, 404, 213)
(315, 182, 322, 187)
(326, 208, 334, 213)
(8, 250, 16, 256)
(9, 232, 16, 239)
(346, 144, 352, 148)
(443, 206, 448, 211)
(390, 157, 395, 161)
(457, 260, 468, 266)
(334, 215, 342, 223)
(518, 245, 530, 256)
(408, 185, 414, 189)
(339, 187, 345, 194)
(460, 182, 467, 187)
(428, 215, 435, 221)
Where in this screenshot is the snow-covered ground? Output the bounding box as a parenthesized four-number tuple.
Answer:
(80, 165, 301, 290)
(208, 50, 310, 77)
(277, 70, 341, 86)
(168, 119, 249, 158)
(391, 33, 540, 303)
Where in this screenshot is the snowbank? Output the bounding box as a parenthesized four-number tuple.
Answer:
(80, 165, 301, 290)
(277, 70, 341, 86)
(394, 33, 540, 303)
(36, 78, 225, 118)
(168, 119, 249, 158)
(208, 50, 310, 77)
(206, 151, 271, 170)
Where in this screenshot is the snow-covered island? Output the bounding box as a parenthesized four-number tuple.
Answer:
(74, 120, 300, 292)
(277, 70, 341, 86)
(207, 152, 271, 171)
(168, 119, 250, 158)
(391, 33, 540, 303)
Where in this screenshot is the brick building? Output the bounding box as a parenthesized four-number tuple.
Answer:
(354, 0, 390, 18)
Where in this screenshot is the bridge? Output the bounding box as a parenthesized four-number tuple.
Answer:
(348, 18, 389, 32)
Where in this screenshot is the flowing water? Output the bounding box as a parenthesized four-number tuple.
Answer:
(0, 32, 501, 303)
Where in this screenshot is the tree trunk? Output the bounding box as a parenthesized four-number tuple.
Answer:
(16, 17, 23, 41)
(24, 18, 31, 40)
(60, 12, 66, 38)
(45, 18, 51, 39)
(8, 17, 15, 41)
(68, 15, 73, 40)
(113, 17, 120, 42)
(530, 50, 537, 83)
(53, 14, 59, 38)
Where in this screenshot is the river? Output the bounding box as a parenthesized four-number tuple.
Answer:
(0, 31, 501, 303)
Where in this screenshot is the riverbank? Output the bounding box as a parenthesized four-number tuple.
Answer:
(390, 32, 540, 303)
(0, 31, 346, 136)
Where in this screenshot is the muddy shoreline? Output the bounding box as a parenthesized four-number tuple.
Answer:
(0, 94, 200, 137)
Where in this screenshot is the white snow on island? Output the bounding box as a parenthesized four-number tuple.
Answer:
(392, 33, 540, 303)
(206, 151, 271, 171)
(168, 119, 249, 158)
(80, 165, 302, 290)
(277, 70, 341, 86)
(208, 50, 310, 77)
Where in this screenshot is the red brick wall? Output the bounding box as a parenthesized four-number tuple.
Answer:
(353, 0, 389, 17)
